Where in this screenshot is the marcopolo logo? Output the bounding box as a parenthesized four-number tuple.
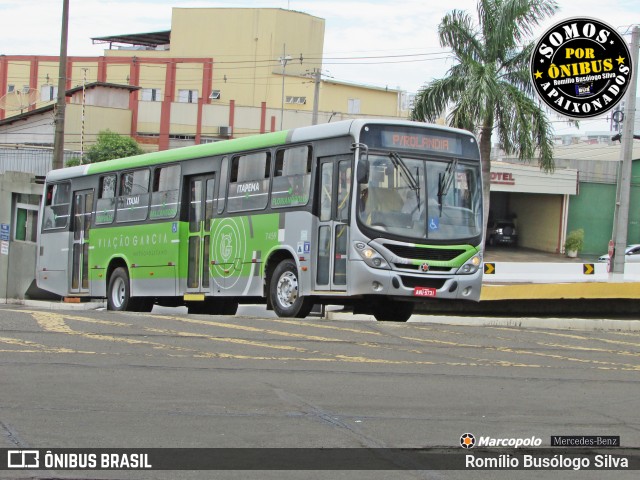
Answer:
(460, 433, 476, 449)
(460, 434, 542, 448)
(530, 17, 632, 119)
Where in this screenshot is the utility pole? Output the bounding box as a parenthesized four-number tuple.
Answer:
(80, 68, 88, 163)
(278, 44, 292, 131)
(311, 68, 321, 125)
(611, 26, 639, 276)
(52, 0, 69, 170)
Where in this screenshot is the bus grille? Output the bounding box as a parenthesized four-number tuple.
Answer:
(383, 244, 466, 261)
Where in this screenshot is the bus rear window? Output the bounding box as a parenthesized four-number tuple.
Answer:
(43, 183, 71, 230)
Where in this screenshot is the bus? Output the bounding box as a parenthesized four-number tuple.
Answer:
(36, 119, 483, 321)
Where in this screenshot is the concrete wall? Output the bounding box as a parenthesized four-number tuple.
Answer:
(62, 104, 133, 152)
(169, 8, 324, 107)
(567, 160, 640, 256)
(0, 171, 42, 302)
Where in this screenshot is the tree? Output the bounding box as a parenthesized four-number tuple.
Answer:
(84, 130, 144, 163)
(411, 0, 558, 231)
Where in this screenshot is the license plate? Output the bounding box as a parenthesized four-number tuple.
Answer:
(414, 287, 437, 297)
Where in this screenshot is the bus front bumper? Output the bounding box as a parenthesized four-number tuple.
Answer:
(348, 260, 482, 302)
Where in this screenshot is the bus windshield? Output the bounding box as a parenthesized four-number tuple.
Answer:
(358, 153, 482, 241)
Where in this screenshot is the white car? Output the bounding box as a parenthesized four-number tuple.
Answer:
(598, 244, 640, 263)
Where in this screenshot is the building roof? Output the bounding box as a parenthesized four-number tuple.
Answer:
(65, 82, 140, 96)
(0, 83, 138, 127)
(0, 104, 54, 127)
(91, 31, 171, 48)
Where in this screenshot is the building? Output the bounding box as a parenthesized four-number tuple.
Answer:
(0, 8, 408, 155)
(493, 139, 640, 256)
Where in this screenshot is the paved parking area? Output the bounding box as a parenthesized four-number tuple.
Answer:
(484, 246, 597, 263)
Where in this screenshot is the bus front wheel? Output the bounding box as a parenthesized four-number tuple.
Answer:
(270, 259, 313, 318)
(107, 267, 131, 311)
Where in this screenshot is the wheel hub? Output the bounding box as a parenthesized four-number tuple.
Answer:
(276, 271, 298, 307)
(111, 277, 125, 308)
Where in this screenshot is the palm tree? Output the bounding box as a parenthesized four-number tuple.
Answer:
(411, 0, 557, 231)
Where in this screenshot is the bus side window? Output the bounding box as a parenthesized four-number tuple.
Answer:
(150, 164, 180, 220)
(228, 152, 271, 212)
(271, 145, 312, 208)
(43, 182, 71, 230)
(95, 175, 116, 225)
(217, 157, 228, 214)
(116, 169, 150, 223)
(336, 160, 351, 222)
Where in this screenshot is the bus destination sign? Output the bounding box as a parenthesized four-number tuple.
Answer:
(381, 131, 462, 155)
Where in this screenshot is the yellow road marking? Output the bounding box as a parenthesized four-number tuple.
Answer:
(0, 336, 95, 355)
(21, 311, 435, 366)
(490, 326, 640, 348)
(272, 318, 384, 336)
(5, 309, 638, 371)
(397, 333, 640, 371)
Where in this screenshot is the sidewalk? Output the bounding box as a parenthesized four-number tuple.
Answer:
(484, 245, 598, 263)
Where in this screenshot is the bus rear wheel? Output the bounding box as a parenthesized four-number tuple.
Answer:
(270, 259, 313, 318)
(107, 267, 153, 312)
(107, 267, 131, 311)
(373, 301, 414, 322)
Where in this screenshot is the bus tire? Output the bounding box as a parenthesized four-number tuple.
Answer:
(107, 267, 131, 311)
(270, 259, 313, 318)
(374, 301, 414, 322)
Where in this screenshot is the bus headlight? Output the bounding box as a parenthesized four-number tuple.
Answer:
(458, 255, 481, 275)
(354, 242, 390, 269)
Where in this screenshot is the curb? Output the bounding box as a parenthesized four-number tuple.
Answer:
(324, 312, 640, 331)
(21, 299, 106, 311)
(481, 282, 640, 300)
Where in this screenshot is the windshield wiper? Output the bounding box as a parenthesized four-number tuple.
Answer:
(389, 152, 420, 206)
(437, 158, 458, 214)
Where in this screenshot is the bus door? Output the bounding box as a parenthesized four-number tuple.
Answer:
(186, 174, 216, 294)
(70, 189, 94, 294)
(316, 156, 352, 291)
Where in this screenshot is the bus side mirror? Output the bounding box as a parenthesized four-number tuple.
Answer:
(357, 157, 369, 184)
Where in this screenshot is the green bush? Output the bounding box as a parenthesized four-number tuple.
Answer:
(564, 229, 584, 252)
(65, 157, 81, 167)
(85, 130, 144, 163)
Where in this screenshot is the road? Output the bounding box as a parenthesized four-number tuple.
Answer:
(0, 305, 638, 479)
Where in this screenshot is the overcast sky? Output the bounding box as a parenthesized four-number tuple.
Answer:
(1, 0, 638, 134)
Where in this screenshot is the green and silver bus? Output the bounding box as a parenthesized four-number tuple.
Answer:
(37, 119, 483, 321)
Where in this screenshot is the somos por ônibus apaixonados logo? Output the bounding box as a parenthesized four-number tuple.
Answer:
(530, 17, 632, 119)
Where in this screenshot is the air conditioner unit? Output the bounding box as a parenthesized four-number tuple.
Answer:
(219, 126, 232, 137)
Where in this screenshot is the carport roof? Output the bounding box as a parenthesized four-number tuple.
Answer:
(92, 31, 171, 48)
